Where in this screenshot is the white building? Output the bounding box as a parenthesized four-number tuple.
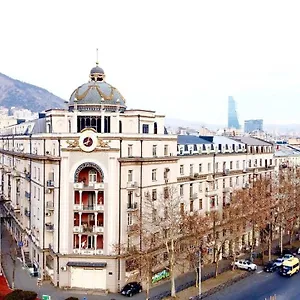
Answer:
(0, 63, 276, 292)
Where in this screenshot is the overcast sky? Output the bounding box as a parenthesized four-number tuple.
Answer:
(1, 0, 300, 125)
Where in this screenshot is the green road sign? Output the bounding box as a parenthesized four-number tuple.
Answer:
(42, 295, 51, 300)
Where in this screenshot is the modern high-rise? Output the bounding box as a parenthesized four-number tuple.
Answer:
(244, 119, 263, 133)
(227, 96, 240, 129)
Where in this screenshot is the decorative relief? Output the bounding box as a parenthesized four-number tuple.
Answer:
(97, 138, 110, 148)
(66, 139, 79, 148)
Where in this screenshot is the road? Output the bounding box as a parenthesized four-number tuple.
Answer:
(206, 268, 300, 300)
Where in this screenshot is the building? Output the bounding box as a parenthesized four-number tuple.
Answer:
(227, 96, 240, 129)
(0, 63, 276, 292)
(244, 119, 263, 133)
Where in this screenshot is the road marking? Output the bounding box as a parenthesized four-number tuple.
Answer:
(256, 270, 263, 274)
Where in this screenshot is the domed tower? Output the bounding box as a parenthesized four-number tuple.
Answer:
(69, 63, 126, 113)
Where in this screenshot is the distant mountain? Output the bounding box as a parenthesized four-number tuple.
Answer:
(0, 73, 66, 112)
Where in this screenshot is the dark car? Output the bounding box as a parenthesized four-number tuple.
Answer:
(264, 261, 277, 273)
(120, 282, 142, 297)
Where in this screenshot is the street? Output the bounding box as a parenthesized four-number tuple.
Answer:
(0, 228, 231, 300)
(206, 268, 300, 300)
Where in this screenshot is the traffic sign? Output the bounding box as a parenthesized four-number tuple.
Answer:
(42, 295, 51, 300)
(18, 241, 23, 247)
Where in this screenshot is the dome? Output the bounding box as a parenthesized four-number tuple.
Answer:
(90, 65, 104, 75)
(68, 64, 126, 112)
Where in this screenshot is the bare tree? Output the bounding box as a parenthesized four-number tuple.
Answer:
(142, 184, 182, 298)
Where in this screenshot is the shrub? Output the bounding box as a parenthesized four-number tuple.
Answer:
(65, 297, 79, 300)
(4, 289, 37, 300)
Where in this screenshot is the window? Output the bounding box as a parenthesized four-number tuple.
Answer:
(152, 145, 157, 156)
(152, 189, 157, 201)
(180, 165, 184, 175)
(260, 159, 262, 167)
(208, 163, 211, 173)
(154, 122, 158, 134)
(223, 179, 225, 188)
(190, 164, 193, 175)
(164, 187, 169, 199)
(37, 188, 40, 201)
(179, 184, 184, 196)
(236, 161, 239, 169)
(152, 169, 157, 181)
(199, 164, 202, 173)
(229, 161, 233, 170)
(152, 208, 157, 222)
(248, 160, 252, 168)
(229, 178, 232, 187)
(34, 186, 36, 198)
(199, 199, 203, 210)
(37, 168, 40, 181)
(180, 203, 184, 215)
(164, 145, 168, 156)
(128, 170, 133, 182)
(128, 144, 133, 157)
(190, 200, 194, 212)
(215, 162, 219, 172)
(198, 182, 202, 192)
(127, 214, 133, 225)
(34, 167, 36, 179)
(89, 170, 97, 184)
(189, 183, 193, 198)
(142, 124, 149, 134)
(164, 168, 169, 180)
(235, 177, 239, 185)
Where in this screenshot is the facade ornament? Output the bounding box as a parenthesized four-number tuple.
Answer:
(66, 139, 79, 148)
(97, 138, 110, 148)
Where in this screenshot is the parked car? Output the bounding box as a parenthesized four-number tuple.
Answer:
(282, 254, 294, 260)
(264, 261, 278, 273)
(234, 259, 257, 271)
(274, 257, 285, 268)
(120, 282, 142, 297)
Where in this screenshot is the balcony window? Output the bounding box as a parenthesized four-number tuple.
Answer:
(236, 161, 239, 169)
(89, 170, 97, 185)
(152, 169, 157, 181)
(128, 170, 133, 182)
(199, 164, 202, 173)
(215, 162, 219, 172)
(164, 145, 168, 156)
(229, 161, 233, 170)
(190, 164, 193, 175)
(128, 145, 133, 157)
(190, 200, 194, 212)
(208, 163, 211, 173)
(142, 124, 149, 134)
(179, 184, 183, 196)
(199, 198, 203, 210)
(152, 189, 157, 201)
(152, 145, 157, 157)
(180, 165, 184, 175)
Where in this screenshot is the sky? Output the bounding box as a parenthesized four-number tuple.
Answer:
(1, 0, 300, 126)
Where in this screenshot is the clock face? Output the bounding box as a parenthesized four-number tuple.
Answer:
(79, 130, 97, 152)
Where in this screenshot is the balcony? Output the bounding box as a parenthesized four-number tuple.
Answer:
(24, 208, 30, 217)
(12, 170, 20, 177)
(223, 169, 229, 176)
(93, 225, 104, 233)
(127, 202, 138, 211)
(46, 201, 54, 210)
(205, 189, 218, 197)
(46, 180, 55, 188)
(82, 205, 95, 211)
(12, 203, 20, 212)
(223, 187, 232, 193)
(73, 182, 84, 189)
(127, 181, 138, 190)
(74, 204, 83, 210)
(94, 204, 104, 211)
(25, 172, 31, 181)
(25, 191, 31, 199)
(93, 182, 104, 189)
(73, 226, 83, 233)
(73, 249, 104, 255)
(82, 226, 93, 233)
(206, 175, 214, 182)
(189, 193, 198, 200)
(45, 223, 54, 232)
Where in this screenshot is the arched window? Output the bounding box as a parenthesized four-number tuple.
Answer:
(89, 169, 97, 185)
(119, 120, 122, 133)
(154, 122, 158, 134)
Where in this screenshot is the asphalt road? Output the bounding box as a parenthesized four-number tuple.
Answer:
(206, 268, 300, 300)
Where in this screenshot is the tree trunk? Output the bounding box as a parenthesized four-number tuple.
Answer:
(214, 257, 219, 278)
(195, 267, 199, 288)
(279, 225, 283, 256)
(170, 240, 176, 298)
(146, 275, 150, 300)
(268, 237, 272, 262)
(289, 227, 294, 245)
(12, 260, 15, 289)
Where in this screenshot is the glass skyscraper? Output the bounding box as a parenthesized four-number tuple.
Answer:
(227, 96, 240, 129)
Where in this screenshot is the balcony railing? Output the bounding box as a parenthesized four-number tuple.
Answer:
(73, 226, 83, 233)
(127, 181, 138, 190)
(189, 193, 198, 200)
(73, 182, 104, 190)
(205, 189, 218, 197)
(46, 201, 54, 210)
(45, 223, 54, 231)
(47, 180, 54, 188)
(93, 225, 104, 233)
(74, 204, 104, 211)
(127, 202, 138, 211)
(223, 187, 232, 193)
(73, 249, 104, 255)
(24, 208, 30, 217)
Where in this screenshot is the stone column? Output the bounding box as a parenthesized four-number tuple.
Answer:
(79, 234, 82, 250)
(95, 191, 98, 209)
(79, 191, 82, 208)
(79, 212, 82, 229)
(94, 235, 97, 254)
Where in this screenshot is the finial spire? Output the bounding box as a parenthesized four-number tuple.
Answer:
(96, 48, 99, 66)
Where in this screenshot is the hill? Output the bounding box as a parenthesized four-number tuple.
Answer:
(0, 73, 66, 112)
